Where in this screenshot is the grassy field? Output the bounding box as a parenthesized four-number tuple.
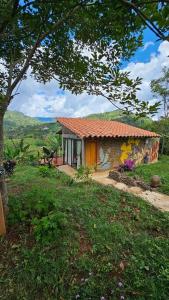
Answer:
(0, 165, 169, 299)
(128, 155, 169, 195)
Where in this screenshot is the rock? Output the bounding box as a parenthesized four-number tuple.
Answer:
(120, 175, 137, 186)
(109, 170, 153, 191)
(109, 171, 121, 182)
(150, 175, 161, 188)
(136, 180, 151, 191)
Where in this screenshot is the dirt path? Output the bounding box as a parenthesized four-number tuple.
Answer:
(57, 165, 169, 212)
(92, 171, 169, 212)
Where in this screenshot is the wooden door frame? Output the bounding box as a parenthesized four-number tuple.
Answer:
(84, 139, 97, 167)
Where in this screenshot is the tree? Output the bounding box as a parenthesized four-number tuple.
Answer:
(0, 0, 168, 211)
(150, 118, 169, 155)
(151, 67, 169, 118)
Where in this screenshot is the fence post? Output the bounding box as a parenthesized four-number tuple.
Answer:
(0, 192, 6, 236)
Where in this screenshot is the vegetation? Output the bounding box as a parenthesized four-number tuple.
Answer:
(75, 166, 92, 182)
(151, 67, 169, 118)
(4, 111, 40, 131)
(3, 111, 62, 165)
(128, 155, 169, 195)
(87, 110, 153, 129)
(0, 165, 169, 299)
(0, 1, 168, 209)
(4, 138, 30, 161)
(4, 110, 59, 139)
(150, 118, 169, 155)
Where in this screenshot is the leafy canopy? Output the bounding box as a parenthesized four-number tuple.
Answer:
(0, 0, 168, 115)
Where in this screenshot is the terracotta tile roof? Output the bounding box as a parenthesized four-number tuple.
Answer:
(57, 117, 159, 138)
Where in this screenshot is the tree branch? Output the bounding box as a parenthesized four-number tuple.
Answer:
(0, 0, 19, 36)
(10, 3, 81, 94)
(137, 0, 169, 4)
(99, 92, 132, 114)
(121, 0, 169, 41)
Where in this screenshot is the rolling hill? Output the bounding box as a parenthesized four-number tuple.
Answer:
(86, 110, 153, 128)
(4, 109, 153, 139)
(4, 111, 41, 129)
(4, 111, 58, 138)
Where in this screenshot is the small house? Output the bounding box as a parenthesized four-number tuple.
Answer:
(57, 117, 160, 171)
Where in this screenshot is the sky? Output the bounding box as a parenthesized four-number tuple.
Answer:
(9, 29, 169, 118)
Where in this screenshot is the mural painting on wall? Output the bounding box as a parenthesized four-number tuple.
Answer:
(120, 138, 159, 165)
(98, 144, 121, 169)
(98, 137, 159, 170)
(120, 139, 141, 164)
(149, 139, 159, 162)
(98, 146, 112, 169)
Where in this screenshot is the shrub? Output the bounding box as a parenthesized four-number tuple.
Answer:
(4, 138, 31, 163)
(38, 165, 52, 177)
(32, 212, 68, 244)
(8, 188, 56, 225)
(75, 166, 92, 181)
(35, 139, 46, 147)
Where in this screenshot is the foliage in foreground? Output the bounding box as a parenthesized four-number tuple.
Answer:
(1, 0, 167, 121)
(0, 165, 169, 299)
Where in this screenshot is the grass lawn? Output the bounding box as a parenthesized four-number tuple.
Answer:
(127, 155, 169, 195)
(0, 165, 169, 299)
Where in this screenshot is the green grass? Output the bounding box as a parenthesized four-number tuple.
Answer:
(128, 155, 169, 195)
(1, 165, 169, 299)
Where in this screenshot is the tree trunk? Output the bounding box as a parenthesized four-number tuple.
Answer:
(0, 111, 8, 213)
(161, 136, 165, 155)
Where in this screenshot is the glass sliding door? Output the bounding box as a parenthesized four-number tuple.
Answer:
(68, 139, 72, 165)
(63, 138, 82, 168)
(77, 140, 82, 168)
(64, 139, 68, 164)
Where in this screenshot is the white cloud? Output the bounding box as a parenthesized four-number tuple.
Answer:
(123, 41, 169, 116)
(8, 41, 169, 118)
(142, 41, 154, 51)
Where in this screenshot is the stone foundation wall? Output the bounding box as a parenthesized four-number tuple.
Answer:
(96, 137, 160, 171)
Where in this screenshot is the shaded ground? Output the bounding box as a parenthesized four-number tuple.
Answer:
(0, 165, 169, 299)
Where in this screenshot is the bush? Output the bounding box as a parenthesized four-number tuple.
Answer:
(32, 212, 68, 244)
(8, 188, 56, 225)
(38, 166, 52, 177)
(4, 138, 31, 163)
(150, 118, 169, 155)
(75, 166, 92, 181)
(35, 139, 46, 147)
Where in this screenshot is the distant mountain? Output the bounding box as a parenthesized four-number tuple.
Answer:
(86, 110, 153, 128)
(4, 111, 59, 138)
(35, 117, 55, 123)
(4, 111, 41, 130)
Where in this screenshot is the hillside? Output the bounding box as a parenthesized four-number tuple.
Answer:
(86, 110, 153, 128)
(4, 109, 153, 139)
(4, 111, 59, 137)
(4, 111, 40, 130)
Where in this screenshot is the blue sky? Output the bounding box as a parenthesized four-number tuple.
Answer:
(9, 29, 169, 118)
(127, 29, 161, 65)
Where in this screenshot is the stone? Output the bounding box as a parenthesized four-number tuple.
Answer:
(150, 175, 161, 188)
(136, 180, 150, 191)
(109, 171, 121, 181)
